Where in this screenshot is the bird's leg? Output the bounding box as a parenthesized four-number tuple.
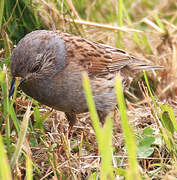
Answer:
(65, 112, 77, 136)
(97, 111, 107, 126)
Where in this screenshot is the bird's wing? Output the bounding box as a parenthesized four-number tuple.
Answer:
(58, 31, 162, 75)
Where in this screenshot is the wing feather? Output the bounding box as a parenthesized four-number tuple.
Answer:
(58, 31, 163, 76)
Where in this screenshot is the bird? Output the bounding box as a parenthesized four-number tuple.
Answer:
(9, 30, 162, 128)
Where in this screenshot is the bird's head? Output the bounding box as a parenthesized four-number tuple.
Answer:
(9, 30, 67, 97)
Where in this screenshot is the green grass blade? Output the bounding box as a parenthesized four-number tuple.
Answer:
(0, 67, 10, 149)
(33, 101, 43, 130)
(100, 116, 114, 180)
(143, 72, 156, 106)
(153, 13, 165, 33)
(82, 72, 101, 144)
(114, 167, 127, 177)
(88, 172, 97, 180)
(26, 154, 33, 180)
(82, 72, 114, 179)
(2, 31, 11, 57)
(160, 104, 177, 132)
(9, 103, 20, 132)
(115, 75, 141, 180)
(0, 0, 4, 30)
(10, 103, 32, 169)
(9, 77, 21, 132)
(0, 134, 12, 180)
(117, 0, 123, 39)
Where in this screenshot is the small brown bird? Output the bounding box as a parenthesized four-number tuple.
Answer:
(10, 30, 162, 127)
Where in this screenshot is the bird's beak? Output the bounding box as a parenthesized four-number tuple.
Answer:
(9, 77, 24, 98)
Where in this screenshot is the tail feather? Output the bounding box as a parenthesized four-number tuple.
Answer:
(130, 60, 164, 71)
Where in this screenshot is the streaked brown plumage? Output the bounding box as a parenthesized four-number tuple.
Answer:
(10, 30, 162, 127)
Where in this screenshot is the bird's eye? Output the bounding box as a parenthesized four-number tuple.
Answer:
(31, 64, 40, 73)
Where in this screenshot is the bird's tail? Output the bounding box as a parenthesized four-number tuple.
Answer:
(129, 60, 164, 71)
